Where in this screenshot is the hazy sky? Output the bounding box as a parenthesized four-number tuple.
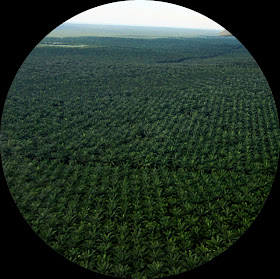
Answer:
(65, 1, 223, 30)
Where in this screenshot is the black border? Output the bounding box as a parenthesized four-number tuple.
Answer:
(1, 1, 279, 278)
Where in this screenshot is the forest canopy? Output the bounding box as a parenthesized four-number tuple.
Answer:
(1, 35, 279, 278)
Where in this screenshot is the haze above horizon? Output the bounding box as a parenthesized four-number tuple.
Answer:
(65, 1, 224, 30)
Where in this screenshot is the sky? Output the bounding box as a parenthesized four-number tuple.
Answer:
(65, 1, 224, 30)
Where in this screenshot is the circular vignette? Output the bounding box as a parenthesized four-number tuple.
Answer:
(1, 1, 279, 278)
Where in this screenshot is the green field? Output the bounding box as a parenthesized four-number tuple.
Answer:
(1, 29, 279, 278)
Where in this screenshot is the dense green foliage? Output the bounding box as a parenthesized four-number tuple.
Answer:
(1, 36, 279, 278)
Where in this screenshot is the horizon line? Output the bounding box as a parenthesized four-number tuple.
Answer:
(62, 22, 223, 31)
